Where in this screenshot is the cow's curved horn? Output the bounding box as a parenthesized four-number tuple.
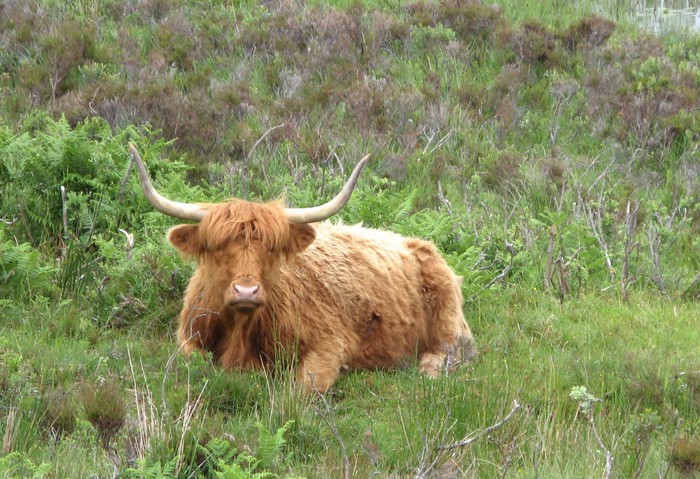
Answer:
(284, 154, 372, 224)
(129, 143, 207, 221)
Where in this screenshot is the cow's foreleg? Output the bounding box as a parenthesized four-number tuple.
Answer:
(418, 351, 447, 378)
(298, 350, 342, 394)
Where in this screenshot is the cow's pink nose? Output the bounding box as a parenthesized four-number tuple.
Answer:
(230, 283, 262, 312)
(233, 284, 260, 300)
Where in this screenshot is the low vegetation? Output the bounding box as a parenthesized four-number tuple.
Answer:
(0, 0, 698, 477)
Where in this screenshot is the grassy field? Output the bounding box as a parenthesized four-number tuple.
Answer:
(1, 0, 699, 477)
(2, 289, 698, 478)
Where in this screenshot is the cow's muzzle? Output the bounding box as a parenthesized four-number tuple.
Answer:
(228, 281, 263, 313)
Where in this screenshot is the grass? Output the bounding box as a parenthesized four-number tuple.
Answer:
(1, 289, 698, 478)
(1, 0, 699, 477)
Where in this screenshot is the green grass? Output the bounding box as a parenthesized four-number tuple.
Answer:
(1, 289, 698, 478)
(1, 0, 700, 477)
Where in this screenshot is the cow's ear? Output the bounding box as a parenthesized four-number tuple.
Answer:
(168, 224, 202, 255)
(286, 223, 316, 254)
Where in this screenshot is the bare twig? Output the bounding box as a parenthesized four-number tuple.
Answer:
(437, 181, 452, 214)
(247, 123, 285, 194)
(544, 224, 557, 290)
(587, 157, 616, 196)
(580, 187, 615, 283)
(319, 143, 345, 198)
(502, 185, 523, 232)
(420, 128, 452, 157)
(313, 391, 350, 479)
(550, 81, 578, 145)
(412, 404, 455, 479)
(571, 154, 601, 193)
(428, 131, 453, 156)
(468, 242, 519, 302)
(437, 400, 521, 450)
(60, 185, 69, 252)
(421, 129, 436, 156)
(647, 225, 665, 293)
(248, 124, 285, 161)
(621, 200, 640, 302)
(589, 411, 613, 479)
(2, 406, 17, 453)
(118, 229, 134, 261)
(647, 204, 680, 294)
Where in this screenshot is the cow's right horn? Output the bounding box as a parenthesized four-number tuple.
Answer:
(284, 154, 371, 224)
(129, 143, 207, 221)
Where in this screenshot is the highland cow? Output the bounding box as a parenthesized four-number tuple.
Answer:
(130, 143, 475, 393)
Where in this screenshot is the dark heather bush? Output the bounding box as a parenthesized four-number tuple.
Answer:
(41, 387, 77, 438)
(563, 15, 616, 52)
(81, 378, 126, 448)
(671, 437, 700, 475)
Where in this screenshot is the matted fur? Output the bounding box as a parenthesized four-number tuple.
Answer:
(171, 200, 476, 393)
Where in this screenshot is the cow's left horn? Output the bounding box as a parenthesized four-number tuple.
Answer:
(129, 143, 207, 221)
(284, 154, 372, 224)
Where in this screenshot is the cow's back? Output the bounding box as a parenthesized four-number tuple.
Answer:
(284, 222, 472, 371)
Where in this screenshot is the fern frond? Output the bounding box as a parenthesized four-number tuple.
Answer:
(255, 420, 294, 469)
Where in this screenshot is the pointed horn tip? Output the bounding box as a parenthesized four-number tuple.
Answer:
(128, 142, 141, 158)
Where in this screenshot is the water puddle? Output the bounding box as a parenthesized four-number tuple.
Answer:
(631, 0, 700, 35)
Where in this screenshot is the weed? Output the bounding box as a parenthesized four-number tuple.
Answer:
(40, 387, 77, 439)
(671, 437, 700, 476)
(563, 15, 616, 52)
(511, 21, 564, 71)
(81, 377, 127, 452)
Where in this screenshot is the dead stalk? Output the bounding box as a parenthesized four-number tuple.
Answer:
(580, 187, 615, 283)
(128, 344, 207, 476)
(249, 124, 285, 193)
(544, 224, 557, 290)
(437, 180, 452, 214)
(468, 242, 519, 303)
(413, 391, 459, 479)
(589, 411, 613, 479)
(2, 406, 18, 453)
(313, 391, 351, 479)
(60, 185, 69, 257)
(118, 228, 134, 261)
(438, 400, 522, 451)
(621, 200, 640, 302)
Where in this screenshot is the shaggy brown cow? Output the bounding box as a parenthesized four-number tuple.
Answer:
(130, 144, 476, 393)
